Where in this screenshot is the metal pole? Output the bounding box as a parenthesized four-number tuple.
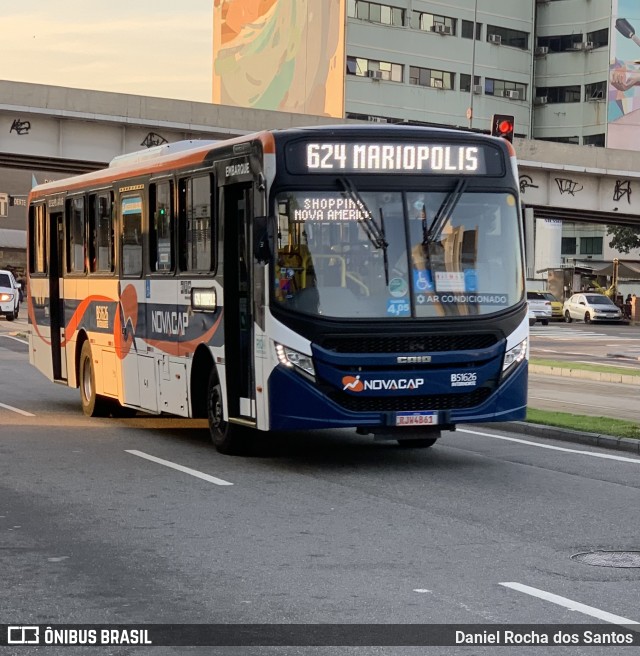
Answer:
(468, 0, 478, 129)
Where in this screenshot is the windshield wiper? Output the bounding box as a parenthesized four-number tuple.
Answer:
(424, 178, 468, 245)
(338, 177, 389, 284)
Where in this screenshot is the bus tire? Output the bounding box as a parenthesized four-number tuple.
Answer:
(79, 341, 110, 417)
(207, 370, 246, 455)
(5, 311, 14, 321)
(396, 437, 438, 449)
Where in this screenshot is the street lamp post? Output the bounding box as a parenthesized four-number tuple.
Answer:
(468, 0, 478, 129)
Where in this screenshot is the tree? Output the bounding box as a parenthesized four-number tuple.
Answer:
(606, 225, 640, 253)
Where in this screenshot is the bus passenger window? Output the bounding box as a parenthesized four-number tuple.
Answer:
(67, 196, 86, 273)
(150, 181, 174, 272)
(121, 195, 143, 276)
(96, 193, 114, 272)
(179, 175, 213, 272)
(29, 204, 47, 274)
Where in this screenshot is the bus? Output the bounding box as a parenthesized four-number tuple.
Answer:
(27, 125, 528, 454)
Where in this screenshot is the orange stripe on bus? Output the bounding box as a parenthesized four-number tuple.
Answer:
(144, 311, 223, 357)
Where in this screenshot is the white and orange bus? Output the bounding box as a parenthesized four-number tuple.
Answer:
(27, 125, 528, 453)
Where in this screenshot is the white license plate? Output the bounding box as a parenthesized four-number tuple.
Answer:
(395, 412, 438, 427)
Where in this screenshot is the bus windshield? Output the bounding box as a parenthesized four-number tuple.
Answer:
(274, 188, 523, 319)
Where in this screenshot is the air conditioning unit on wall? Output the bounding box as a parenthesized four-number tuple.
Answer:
(367, 70, 383, 80)
(535, 46, 549, 56)
(505, 90, 520, 100)
(488, 34, 502, 44)
(534, 96, 548, 105)
(473, 84, 483, 95)
(431, 24, 451, 35)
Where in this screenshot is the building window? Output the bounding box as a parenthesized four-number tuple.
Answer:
(348, 56, 403, 81)
(580, 237, 603, 255)
(585, 81, 606, 100)
(536, 86, 581, 103)
(412, 11, 456, 35)
(537, 136, 580, 144)
(537, 34, 583, 53)
(347, 1, 404, 26)
(561, 237, 577, 255)
(583, 134, 605, 147)
(409, 66, 454, 90)
(487, 25, 529, 50)
(485, 78, 527, 100)
(586, 28, 608, 49)
(461, 20, 482, 40)
(460, 74, 480, 93)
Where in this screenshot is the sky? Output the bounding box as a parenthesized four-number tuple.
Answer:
(0, 0, 213, 102)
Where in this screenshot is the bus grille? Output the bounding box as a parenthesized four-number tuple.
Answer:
(319, 334, 498, 354)
(327, 388, 492, 412)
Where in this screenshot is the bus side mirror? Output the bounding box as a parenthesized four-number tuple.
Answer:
(254, 215, 273, 264)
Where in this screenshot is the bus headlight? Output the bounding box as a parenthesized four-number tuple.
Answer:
(502, 338, 527, 378)
(0, 293, 14, 302)
(275, 343, 316, 379)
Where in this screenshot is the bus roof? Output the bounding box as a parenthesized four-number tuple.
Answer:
(28, 130, 276, 201)
(28, 124, 513, 201)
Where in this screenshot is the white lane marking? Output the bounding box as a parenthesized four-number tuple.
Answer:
(456, 428, 640, 464)
(500, 582, 639, 626)
(0, 401, 35, 417)
(126, 450, 233, 486)
(0, 334, 28, 344)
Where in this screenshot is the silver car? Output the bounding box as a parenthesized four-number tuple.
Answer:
(526, 291, 552, 325)
(562, 293, 622, 323)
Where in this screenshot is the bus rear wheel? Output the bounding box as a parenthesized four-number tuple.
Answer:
(79, 341, 110, 417)
(207, 370, 246, 455)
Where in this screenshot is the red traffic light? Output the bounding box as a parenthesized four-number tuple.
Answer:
(491, 114, 515, 143)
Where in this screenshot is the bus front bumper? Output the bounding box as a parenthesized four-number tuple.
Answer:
(268, 362, 528, 432)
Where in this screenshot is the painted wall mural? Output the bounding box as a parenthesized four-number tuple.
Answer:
(608, 0, 640, 149)
(212, 0, 346, 118)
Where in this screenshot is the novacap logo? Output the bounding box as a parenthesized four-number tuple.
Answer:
(342, 375, 364, 392)
(342, 375, 425, 392)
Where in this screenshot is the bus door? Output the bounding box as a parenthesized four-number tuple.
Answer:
(221, 181, 255, 423)
(48, 203, 67, 381)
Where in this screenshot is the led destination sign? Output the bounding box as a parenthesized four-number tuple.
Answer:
(286, 141, 503, 175)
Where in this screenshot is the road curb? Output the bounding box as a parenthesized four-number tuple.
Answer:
(530, 364, 640, 385)
(480, 421, 640, 455)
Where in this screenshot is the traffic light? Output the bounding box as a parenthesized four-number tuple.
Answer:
(491, 114, 515, 143)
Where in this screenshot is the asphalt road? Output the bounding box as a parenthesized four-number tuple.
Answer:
(528, 321, 640, 420)
(2, 321, 640, 655)
(530, 321, 640, 370)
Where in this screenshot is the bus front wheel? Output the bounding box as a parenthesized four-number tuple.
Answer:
(207, 370, 246, 455)
(79, 341, 110, 417)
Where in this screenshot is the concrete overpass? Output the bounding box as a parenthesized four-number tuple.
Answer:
(2, 79, 640, 272)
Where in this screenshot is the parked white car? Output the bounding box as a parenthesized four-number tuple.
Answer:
(0, 269, 21, 321)
(527, 303, 537, 326)
(526, 291, 552, 325)
(562, 293, 622, 323)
